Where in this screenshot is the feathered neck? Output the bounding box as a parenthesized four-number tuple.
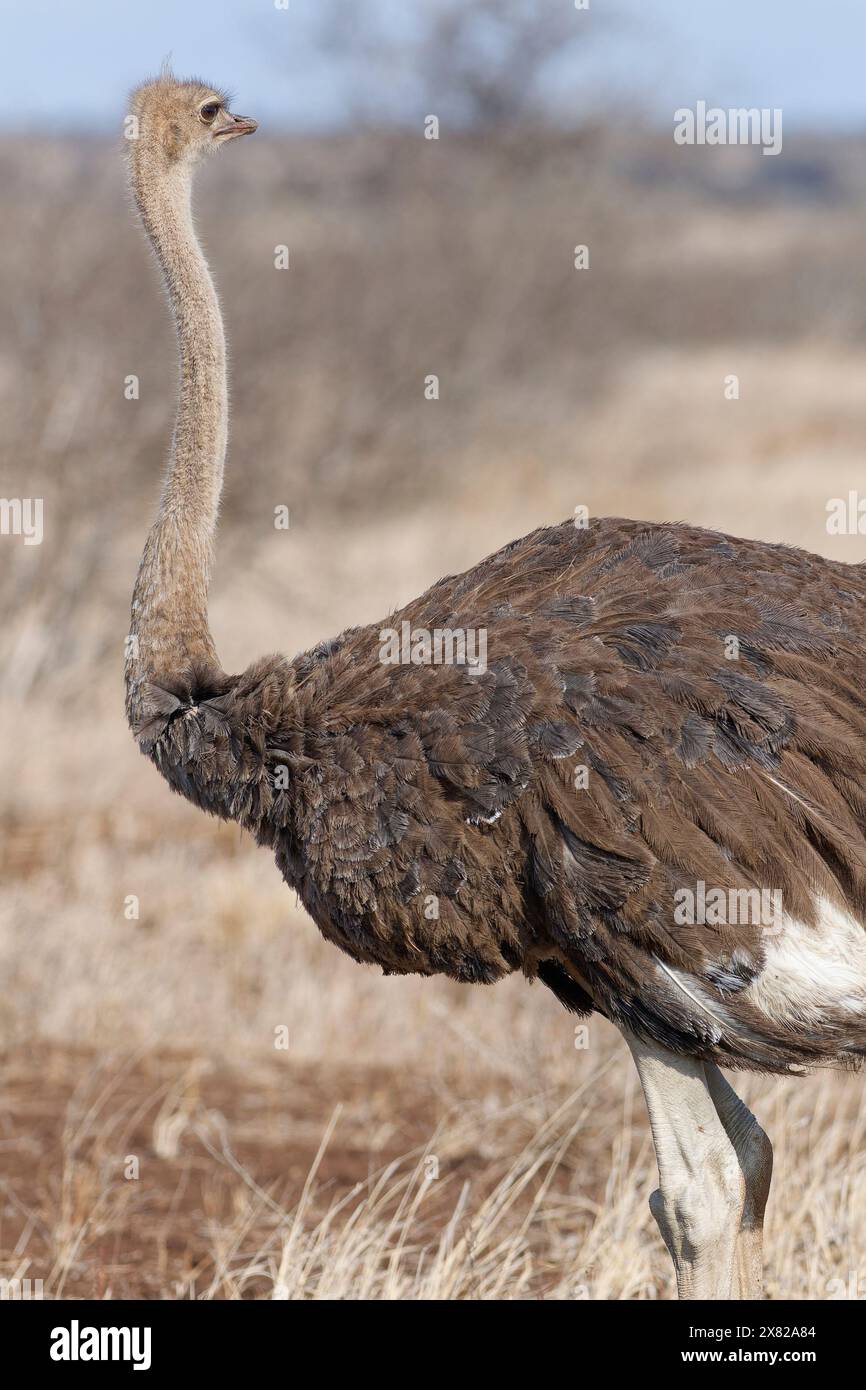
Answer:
(126, 139, 227, 719)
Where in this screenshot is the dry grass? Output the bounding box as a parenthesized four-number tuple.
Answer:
(3, 126, 866, 1298)
(4, 1030, 866, 1300)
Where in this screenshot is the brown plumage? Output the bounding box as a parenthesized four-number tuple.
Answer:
(125, 73, 866, 1082)
(132, 515, 866, 1076)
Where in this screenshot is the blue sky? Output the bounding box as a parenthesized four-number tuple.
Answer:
(2, 0, 865, 132)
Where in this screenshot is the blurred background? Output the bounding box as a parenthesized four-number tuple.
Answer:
(3, 0, 866, 1300)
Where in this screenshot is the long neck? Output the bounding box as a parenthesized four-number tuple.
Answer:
(127, 147, 227, 703)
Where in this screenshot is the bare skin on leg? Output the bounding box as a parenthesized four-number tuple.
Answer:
(625, 1032, 746, 1300)
(705, 1062, 773, 1300)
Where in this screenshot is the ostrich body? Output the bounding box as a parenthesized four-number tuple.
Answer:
(126, 74, 866, 1300)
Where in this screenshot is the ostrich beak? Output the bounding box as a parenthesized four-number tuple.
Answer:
(217, 112, 258, 141)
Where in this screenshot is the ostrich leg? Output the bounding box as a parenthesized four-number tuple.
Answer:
(624, 1033, 745, 1300)
(705, 1063, 773, 1299)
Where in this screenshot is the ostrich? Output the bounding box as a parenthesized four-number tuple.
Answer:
(126, 72, 866, 1301)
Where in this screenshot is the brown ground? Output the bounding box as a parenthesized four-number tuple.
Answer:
(3, 1045, 600, 1300)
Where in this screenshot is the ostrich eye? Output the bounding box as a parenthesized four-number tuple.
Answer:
(200, 103, 220, 124)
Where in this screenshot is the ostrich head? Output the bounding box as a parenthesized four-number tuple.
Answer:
(130, 71, 257, 166)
